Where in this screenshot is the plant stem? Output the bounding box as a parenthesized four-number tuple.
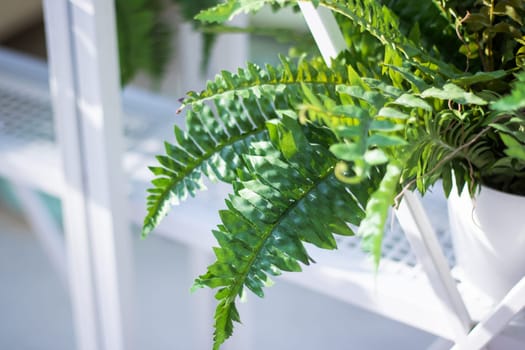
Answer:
(486, 0, 495, 71)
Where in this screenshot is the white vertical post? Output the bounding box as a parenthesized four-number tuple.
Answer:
(42, 1, 134, 350)
(298, 2, 346, 63)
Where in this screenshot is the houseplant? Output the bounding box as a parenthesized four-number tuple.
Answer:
(142, 0, 525, 348)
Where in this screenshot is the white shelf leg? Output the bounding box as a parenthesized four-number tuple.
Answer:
(397, 192, 472, 341)
(43, 1, 134, 350)
(451, 276, 525, 350)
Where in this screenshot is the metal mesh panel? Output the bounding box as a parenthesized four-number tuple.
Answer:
(0, 80, 54, 144)
(334, 194, 456, 271)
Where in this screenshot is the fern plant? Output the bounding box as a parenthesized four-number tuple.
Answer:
(142, 0, 525, 348)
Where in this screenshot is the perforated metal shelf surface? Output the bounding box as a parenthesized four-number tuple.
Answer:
(0, 47, 494, 342)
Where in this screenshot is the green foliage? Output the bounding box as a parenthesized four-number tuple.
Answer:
(143, 56, 365, 236)
(116, 0, 220, 85)
(116, 0, 171, 85)
(142, 100, 270, 236)
(142, 0, 525, 348)
(196, 0, 293, 23)
(486, 71, 525, 194)
(172, 0, 221, 71)
(381, 0, 463, 66)
(491, 71, 525, 111)
(458, 0, 525, 71)
(359, 159, 405, 266)
(193, 117, 365, 349)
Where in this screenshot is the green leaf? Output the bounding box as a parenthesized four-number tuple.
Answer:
(451, 70, 507, 87)
(196, 129, 365, 349)
(384, 64, 429, 92)
(196, 1, 242, 23)
(337, 85, 386, 109)
(377, 107, 409, 119)
(420, 83, 487, 105)
(491, 72, 525, 111)
(364, 149, 389, 165)
(331, 105, 370, 120)
(196, 0, 288, 23)
(458, 42, 480, 59)
(358, 159, 404, 268)
(370, 120, 404, 131)
(392, 94, 432, 111)
(367, 134, 407, 147)
(501, 133, 525, 161)
(330, 143, 363, 161)
(142, 102, 270, 237)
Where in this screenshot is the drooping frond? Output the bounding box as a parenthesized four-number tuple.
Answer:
(359, 159, 405, 266)
(192, 116, 365, 349)
(143, 93, 271, 236)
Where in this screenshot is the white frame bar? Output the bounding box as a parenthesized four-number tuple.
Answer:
(451, 276, 525, 350)
(42, 1, 134, 350)
(298, 2, 346, 63)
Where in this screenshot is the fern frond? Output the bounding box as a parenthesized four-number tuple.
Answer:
(180, 56, 351, 109)
(359, 158, 405, 267)
(193, 116, 364, 349)
(320, 0, 458, 76)
(195, 0, 293, 23)
(197, 0, 463, 81)
(405, 102, 495, 196)
(300, 78, 411, 266)
(143, 57, 363, 236)
(381, 0, 462, 65)
(143, 94, 272, 236)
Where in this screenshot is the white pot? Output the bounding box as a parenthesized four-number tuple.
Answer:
(448, 185, 525, 302)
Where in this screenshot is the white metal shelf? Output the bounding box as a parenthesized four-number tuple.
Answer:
(0, 46, 500, 343)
